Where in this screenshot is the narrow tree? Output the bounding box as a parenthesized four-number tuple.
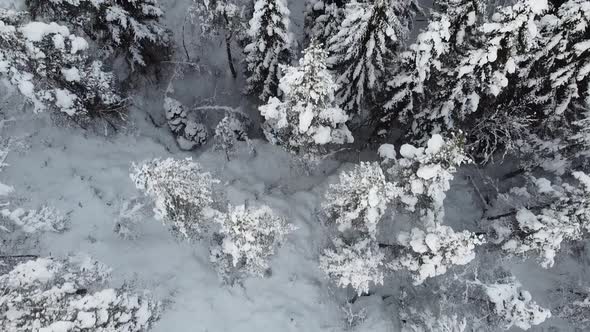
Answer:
(244, 0, 292, 101)
(259, 43, 353, 160)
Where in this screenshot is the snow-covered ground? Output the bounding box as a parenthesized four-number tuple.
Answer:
(2, 0, 588, 330)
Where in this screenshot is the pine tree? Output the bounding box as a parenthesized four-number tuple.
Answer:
(243, 0, 292, 101)
(0, 10, 122, 116)
(304, 0, 346, 46)
(327, 0, 418, 113)
(209, 204, 295, 280)
(259, 43, 353, 160)
(130, 158, 220, 239)
(26, 0, 170, 68)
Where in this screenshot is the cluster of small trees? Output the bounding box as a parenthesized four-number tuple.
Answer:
(316, 132, 590, 330)
(130, 157, 295, 282)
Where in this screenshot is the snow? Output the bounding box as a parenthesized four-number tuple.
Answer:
(312, 125, 332, 144)
(528, 0, 548, 14)
(426, 134, 444, 155)
(61, 67, 81, 82)
(19, 22, 70, 42)
(54, 88, 77, 115)
(4, 258, 57, 287)
(69, 36, 88, 53)
(399, 144, 419, 159)
(573, 171, 590, 191)
(377, 144, 396, 160)
(416, 164, 442, 180)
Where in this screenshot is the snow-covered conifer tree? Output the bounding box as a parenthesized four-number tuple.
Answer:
(0, 10, 122, 116)
(327, 0, 418, 113)
(26, 0, 170, 68)
(209, 204, 294, 280)
(130, 158, 220, 239)
(259, 43, 353, 160)
(243, 0, 292, 101)
(304, 0, 345, 46)
(0, 256, 160, 331)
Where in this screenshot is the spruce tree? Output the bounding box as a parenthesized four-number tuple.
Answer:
(243, 0, 292, 101)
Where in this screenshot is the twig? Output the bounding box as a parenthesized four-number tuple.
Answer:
(0, 254, 39, 259)
(467, 175, 490, 213)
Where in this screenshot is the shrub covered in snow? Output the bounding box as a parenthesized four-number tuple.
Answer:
(400, 308, 467, 332)
(392, 225, 485, 285)
(130, 158, 220, 239)
(1, 205, 69, 233)
(319, 238, 385, 295)
(259, 43, 353, 161)
(164, 97, 209, 150)
(113, 198, 149, 240)
(26, 0, 170, 68)
(0, 10, 122, 116)
(0, 256, 160, 331)
(209, 204, 294, 280)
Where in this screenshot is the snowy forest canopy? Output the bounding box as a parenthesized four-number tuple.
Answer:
(1, 0, 590, 331)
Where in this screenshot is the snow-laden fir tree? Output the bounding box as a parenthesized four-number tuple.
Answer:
(209, 204, 295, 280)
(384, 0, 590, 166)
(130, 158, 220, 239)
(259, 43, 353, 160)
(26, 0, 170, 68)
(243, 0, 292, 101)
(0, 256, 160, 331)
(0, 10, 122, 116)
(190, 0, 246, 77)
(303, 0, 346, 46)
(327, 0, 418, 113)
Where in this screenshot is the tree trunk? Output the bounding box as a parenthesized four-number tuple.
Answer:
(225, 33, 237, 79)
